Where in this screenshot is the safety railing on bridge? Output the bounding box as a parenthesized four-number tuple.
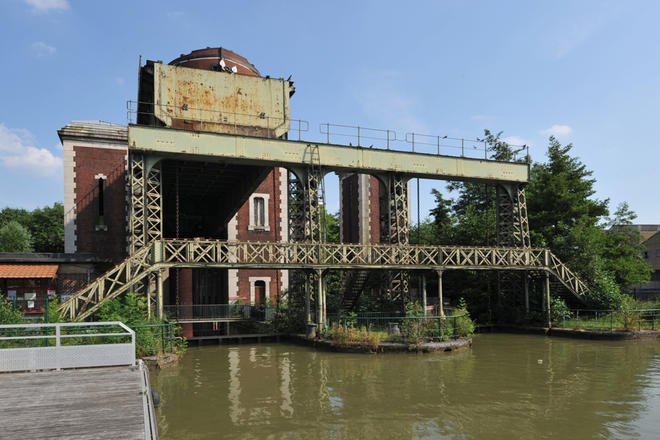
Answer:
(0, 322, 135, 372)
(554, 308, 660, 332)
(164, 304, 252, 322)
(128, 99, 529, 163)
(60, 239, 590, 321)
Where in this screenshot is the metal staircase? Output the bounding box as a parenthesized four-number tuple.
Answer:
(340, 270, 371, 312)
(59, 245, 154, 321)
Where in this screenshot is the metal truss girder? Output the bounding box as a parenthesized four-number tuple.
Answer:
(145, 160, 163, 243)
(129, 125, 530, 184)
(129, 153, 146, 254)
(380, 174, 410, 300)
(496, 183, 531, 248)
(60, 239, 590, 321)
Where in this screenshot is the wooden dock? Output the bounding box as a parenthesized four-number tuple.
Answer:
(0, 362, 157, 440)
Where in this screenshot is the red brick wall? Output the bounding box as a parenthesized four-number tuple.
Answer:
(236, 169, 282, 242)
(73, 146, 127, 262)
(341, 174, 359, 243)
(235, 169, 284, 303)
(369, 176, 382, 243)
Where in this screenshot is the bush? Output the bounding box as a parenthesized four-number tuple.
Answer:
(550, 297, 571, 323)
(454, 298, 475, 338)
(0, 295, 23, 324)
(327, 323, 381, 351)
(95, 292, 186, 357)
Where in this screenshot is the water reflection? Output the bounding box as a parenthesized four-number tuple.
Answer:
(151, 335, 660, 439)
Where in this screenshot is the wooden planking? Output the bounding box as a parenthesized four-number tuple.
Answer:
(0, 366, 151, 440)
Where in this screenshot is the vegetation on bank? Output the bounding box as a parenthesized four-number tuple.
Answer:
(322, 300, 476, 349)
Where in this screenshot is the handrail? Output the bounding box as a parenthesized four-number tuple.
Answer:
(0, 322, 136, 372)
(60, 239, 591, 321)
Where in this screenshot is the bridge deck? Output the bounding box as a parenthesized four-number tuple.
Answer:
(0, 364, 157, 440)
(128, 125, 529, 184)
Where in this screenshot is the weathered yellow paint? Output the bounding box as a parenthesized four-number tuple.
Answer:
(129, 125, 529, 183)
(153, 63, 292, 138)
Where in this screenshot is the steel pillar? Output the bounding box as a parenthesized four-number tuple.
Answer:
(496, 183, 530, 248)
(437, 270, 445, 317)
(381, 174, 410, 302)
(288, 167, 324, 328)
(129, 153, 146, 254)
(496, 183, 531, 318)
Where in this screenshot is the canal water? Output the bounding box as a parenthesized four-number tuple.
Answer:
(151, 334, 660, 439)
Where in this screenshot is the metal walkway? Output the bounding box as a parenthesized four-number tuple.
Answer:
(59, 239, 589, 321)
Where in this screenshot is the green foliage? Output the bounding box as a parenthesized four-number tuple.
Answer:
(550, 297, 571, 322)
(0, 295, 23, 324)
(424, 132, 649, 315)
(0, 220, 33, 252)
(96, 292, 186, 357)
(322, 207, 340, 244)
(0, 203, 64, 252)
(602, 203, 652, 288)
(618, 295, 640, 331)
(454, 298, 476, 337)
(44, 295, 62, 323)
(326, 323, 382, 351)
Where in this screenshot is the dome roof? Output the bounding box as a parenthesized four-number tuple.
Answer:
(169, 47, 260, 77)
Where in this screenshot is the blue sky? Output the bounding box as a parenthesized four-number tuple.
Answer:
(1, 0, 658, 224)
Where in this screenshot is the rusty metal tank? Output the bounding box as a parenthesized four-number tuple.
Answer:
(137, 47, 293, 138)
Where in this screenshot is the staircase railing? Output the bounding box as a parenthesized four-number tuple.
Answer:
(59, 245, 154, 321)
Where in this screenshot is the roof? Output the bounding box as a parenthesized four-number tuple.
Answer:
(58, 120, 128, 144)
(0, 252, 104, 263)
(0, 264, 59, 279)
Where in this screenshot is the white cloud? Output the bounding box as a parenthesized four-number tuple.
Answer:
(0, 123, 62, 176)
(502, 136, 532, 147)
(25, 0, 69, 13)
(31, 41, 56, 57)
(541, 124, 573, 137)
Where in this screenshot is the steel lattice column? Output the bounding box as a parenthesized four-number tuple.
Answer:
(129, 153, 146, 254)
(496, 183, 531, 319)
(496, 183, 530, 248)
(145, 159, 163, 243)
(288, 169, 323, 326)
(380, 174, 410, 302)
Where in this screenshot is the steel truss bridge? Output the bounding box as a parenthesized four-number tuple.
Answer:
(60, 239, 588, 322)
(60, 124, 589, 325)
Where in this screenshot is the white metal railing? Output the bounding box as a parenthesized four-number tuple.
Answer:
(0, 322, 135, 372)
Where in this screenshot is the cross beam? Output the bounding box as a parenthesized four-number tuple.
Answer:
(128, 125, 529, 184)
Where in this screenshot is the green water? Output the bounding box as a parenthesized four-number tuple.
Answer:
(150, 334, 660, 439)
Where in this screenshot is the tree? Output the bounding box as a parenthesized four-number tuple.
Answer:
(29, 203, 64, 253)
(0, 221, 33, 252)
(527, 137, 609, 278)
(0, 203, 64, 253)
(602, 203, 652, 289)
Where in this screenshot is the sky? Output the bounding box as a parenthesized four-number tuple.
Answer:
(0, 0, 659, 224)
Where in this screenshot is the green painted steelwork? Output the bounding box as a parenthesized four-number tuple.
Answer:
(128, 125, 529, 184)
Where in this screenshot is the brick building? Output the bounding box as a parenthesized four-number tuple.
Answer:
(58, 48, 291, 310)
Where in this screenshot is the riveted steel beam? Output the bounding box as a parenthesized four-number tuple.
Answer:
(128, 125, 529, 184)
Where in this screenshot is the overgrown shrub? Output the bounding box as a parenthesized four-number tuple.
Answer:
(327, 323, 382, 351)
(454, 308, 475, 339)
(96, 292, 186, 357)
(550, 297, 571, 323)
(0, 295, 23, 324)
